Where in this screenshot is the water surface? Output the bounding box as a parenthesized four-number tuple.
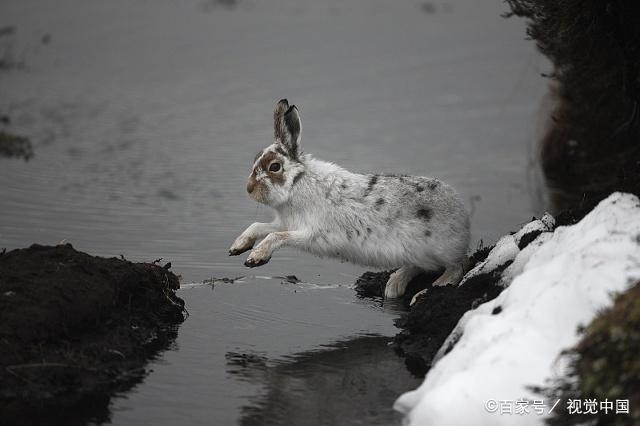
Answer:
(0, 0, 547, 424)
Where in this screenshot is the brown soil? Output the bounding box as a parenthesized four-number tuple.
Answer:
(0, 244, 186, 425)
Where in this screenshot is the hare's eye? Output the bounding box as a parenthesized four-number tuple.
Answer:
(269, 162, 281, 172)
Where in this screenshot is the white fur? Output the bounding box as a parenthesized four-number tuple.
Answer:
(230, 100, 471, 299)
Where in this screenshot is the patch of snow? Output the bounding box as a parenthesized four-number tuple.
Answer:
(395, 193, 640, 426)
(513, 213, 555, 248)
(502, 231, 553, 286)
(460, 213, 555, 287)
(460, 234, 518, 283)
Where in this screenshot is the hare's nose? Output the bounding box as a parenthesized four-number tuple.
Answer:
(247, 178, 257, 194)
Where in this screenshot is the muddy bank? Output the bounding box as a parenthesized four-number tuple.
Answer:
(506, 0, 640, 217)
(0, 244, 186, 425)
(355, 247, 501, 377)
(355, 218, 559, 378)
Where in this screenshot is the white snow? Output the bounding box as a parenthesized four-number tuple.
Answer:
(395, 192, 640, 426)
(459, 212, 555, 287)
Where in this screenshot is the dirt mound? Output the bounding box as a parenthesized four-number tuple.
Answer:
(0, 244, 186, 425)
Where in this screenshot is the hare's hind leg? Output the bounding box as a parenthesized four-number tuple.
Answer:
(384, 265, 423, 299)
(409, 261, 468, 306)
(432, 261, 467, 287)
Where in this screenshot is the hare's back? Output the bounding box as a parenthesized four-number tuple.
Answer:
(366, 174, 470, 263)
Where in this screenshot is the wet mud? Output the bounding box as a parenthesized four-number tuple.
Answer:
(0, 244, 186, 425)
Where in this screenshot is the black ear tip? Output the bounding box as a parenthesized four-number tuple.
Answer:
(278, 98, 289, 106)
(284, 105, 298, 115)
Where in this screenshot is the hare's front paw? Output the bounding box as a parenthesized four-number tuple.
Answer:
(244, 246, 271, 268)
(229, 235, 255, 256)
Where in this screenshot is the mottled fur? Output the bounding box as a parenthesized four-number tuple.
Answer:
(230, 99, 470, 299)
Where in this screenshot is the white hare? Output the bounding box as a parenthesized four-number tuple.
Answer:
(229, 99, 470, 302)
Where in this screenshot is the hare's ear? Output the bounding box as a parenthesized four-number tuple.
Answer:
(273, 99, 301, 159)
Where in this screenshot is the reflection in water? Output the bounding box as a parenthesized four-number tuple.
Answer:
(227, 335, 421, 426)
(518, 0, 640, 217)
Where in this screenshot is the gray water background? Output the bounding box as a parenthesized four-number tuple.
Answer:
(0, 0, 548, 424)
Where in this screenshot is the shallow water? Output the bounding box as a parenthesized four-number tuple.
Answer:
(0, 0, 547, 424)
(110, 280, 414, 425)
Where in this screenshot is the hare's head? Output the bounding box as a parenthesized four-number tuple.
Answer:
(247, 99, 305, 206)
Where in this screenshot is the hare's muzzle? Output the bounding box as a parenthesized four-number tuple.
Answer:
(246, 176, 257, 194)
